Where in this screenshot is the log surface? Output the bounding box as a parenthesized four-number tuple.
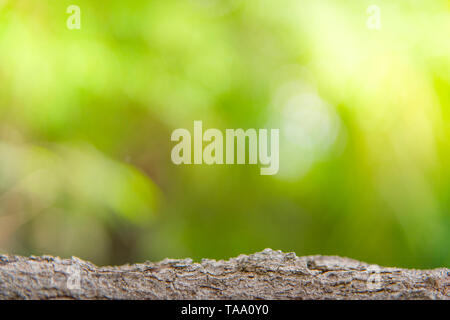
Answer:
(0, 249, 448, 299)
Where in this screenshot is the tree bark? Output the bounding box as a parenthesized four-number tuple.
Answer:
(0, 249, 448, 300)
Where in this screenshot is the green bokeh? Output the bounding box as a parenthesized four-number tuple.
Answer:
(0, 0, 449, 267)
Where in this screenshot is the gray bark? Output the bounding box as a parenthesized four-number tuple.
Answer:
(0, 249, 448, 299)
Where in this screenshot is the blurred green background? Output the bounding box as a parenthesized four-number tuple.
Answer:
(0, 0, 449, 268)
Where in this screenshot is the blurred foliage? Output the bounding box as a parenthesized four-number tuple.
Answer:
(0, 0, 449, 267)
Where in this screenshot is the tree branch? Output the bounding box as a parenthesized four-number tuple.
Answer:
(0, 249, 448, 299)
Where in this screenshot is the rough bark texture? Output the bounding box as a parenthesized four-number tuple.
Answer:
(0, 249, 448, 300)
